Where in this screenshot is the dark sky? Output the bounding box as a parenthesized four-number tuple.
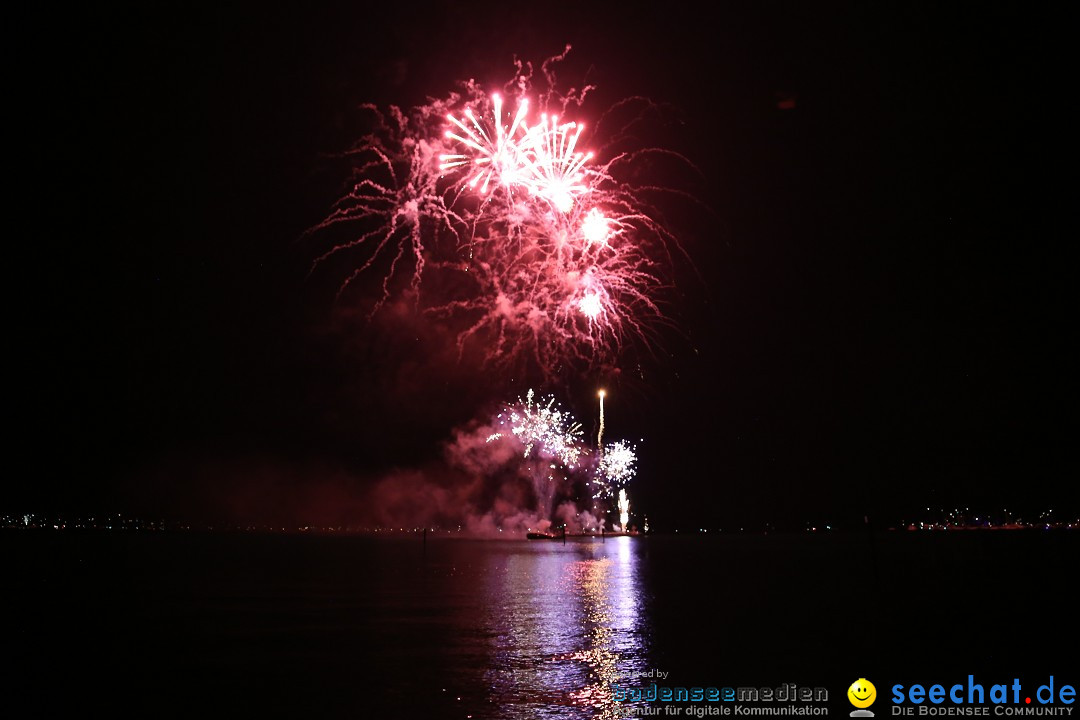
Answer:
(10, 3, 1075, 528)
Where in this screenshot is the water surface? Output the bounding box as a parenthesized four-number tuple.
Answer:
(7, 532, 1076, 717)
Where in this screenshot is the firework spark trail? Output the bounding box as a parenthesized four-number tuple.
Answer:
(597, 390, 606, 456)
(303, 103, 468, 314)
(308, 50, 693, 380)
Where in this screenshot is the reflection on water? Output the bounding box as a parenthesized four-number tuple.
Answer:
(483, 537, 647, 719)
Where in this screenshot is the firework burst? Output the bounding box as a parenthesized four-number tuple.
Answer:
(439, 93, 533, 196)
(308, 49, 692, 381)
(484, 389, 587, 519)
(489, 388, 585, 468)
(594, 439, 637, 499)
(480, 389, 641, 524)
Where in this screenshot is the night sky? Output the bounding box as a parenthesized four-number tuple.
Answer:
(11, 3, 1075, 528)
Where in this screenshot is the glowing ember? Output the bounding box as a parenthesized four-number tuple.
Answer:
(580, 208, 610, 246)
(579, 291, 603, 319)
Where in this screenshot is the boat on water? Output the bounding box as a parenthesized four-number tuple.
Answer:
(526, 531, 563, 540)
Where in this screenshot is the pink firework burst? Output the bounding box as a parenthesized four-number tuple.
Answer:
(439, 93, 532, 196)
(308, 49, 693, 381)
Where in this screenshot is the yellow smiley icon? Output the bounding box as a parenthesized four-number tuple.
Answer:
(848, 679, 877, 708)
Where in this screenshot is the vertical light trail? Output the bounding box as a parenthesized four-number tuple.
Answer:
(618, 489, 630, 531)
(597, 389, 606, 459)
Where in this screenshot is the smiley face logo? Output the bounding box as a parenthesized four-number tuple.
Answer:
(848, 679, 877, 709)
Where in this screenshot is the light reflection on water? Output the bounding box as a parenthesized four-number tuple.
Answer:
(482, 537, 647, 719)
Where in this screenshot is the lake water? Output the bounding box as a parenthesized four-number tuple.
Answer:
(7, 531, 1076, 716)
